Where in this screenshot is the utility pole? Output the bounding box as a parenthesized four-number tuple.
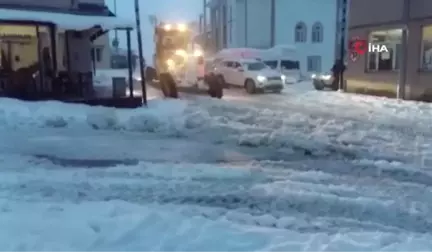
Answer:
(244, 0, 248, 47)
(338, 0, 348, 91)
(203, 0, 208, 51)
(112, 0, 119, 51)
(397, 0, 409, 99)
(270, 0, 275, 47)
(203, 0, 207, 34)
(113, 0, 118, 49)
(134, 0, 147, 105)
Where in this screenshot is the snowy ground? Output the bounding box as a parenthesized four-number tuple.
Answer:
(1, 83, 432, 250)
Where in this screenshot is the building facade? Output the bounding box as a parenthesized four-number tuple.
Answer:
(206, 0, 339, 77)
(0, 0, 132, 99)
(346, 0, 432, 100)
(274, 0, 338, 76)
(207, 0, 272, 50)
(92, 26, 111, 69)
(0, 0, 114, 71)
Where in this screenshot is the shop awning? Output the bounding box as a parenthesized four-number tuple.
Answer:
(0, 7, 134, 30)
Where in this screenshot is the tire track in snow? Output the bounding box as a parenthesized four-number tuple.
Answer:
(1, 156, 432, 234)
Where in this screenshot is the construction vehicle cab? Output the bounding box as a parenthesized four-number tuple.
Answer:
(153, 23, 190, 97)
(153, 21, 221, 98)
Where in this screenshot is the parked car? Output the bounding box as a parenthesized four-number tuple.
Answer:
(311, 73, 338, 90)
(214, 58, 285, 94)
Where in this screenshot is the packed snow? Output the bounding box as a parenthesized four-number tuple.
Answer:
(1, 84, 432, 250)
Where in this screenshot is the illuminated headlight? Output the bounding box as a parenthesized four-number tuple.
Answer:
(321, 74, 332, 80)
(193, 49, 203, 57)
(164, 24, 172, 30)
(311, 74, 317, 78)
(257, 75, 267, 82)
(177, 23, 187, 31)
(281, 75, 286, 82)
(175, 49, 187, 57)
(166, 59, 175, 66)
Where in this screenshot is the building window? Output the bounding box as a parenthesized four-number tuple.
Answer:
(0, 25, 54, 73)
(311, 22, 323, 43)
(421, 25, 432, 70)
(307, 55, 321, 72)
(367, 29, 401, 71)
(91, 47, 102, 62)
(294, 22, 307, 42)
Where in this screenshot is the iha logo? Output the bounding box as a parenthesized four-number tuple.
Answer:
(349, 37, 389, 62)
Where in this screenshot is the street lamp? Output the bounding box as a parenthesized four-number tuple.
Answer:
(134, 0, 147, 105)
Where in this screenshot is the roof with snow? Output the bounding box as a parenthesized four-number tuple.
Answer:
(215, 48, 264, 59)
(0, 7, 134, 30)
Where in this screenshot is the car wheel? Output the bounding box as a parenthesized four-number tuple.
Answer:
(216, 87, 223, 98)
(245, 79, 256, 94)
(313, 80, 324, 91)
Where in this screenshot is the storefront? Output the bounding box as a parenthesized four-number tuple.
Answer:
(0, 7, 134, 101)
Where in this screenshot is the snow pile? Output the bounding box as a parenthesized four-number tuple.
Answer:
(177, 94, 432, 164)
(3, 85, 432, 164)
(0, 98, 188, 136)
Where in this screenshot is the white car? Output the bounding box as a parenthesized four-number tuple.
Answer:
(214, 59, 285, 94)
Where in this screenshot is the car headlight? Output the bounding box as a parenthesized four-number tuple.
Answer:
(257, 75, 267, 82)
(166, 59, 174, 66)
(321, 74, 332, 80)
(175, 49, 187, 57)
(281, 75, 286, 81)
(193, 49, 203, 57)
(177, 23, 187, 31)
(311, 74, 316, 78)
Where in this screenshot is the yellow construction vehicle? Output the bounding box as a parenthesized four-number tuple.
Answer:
(152, 22, 222, 98)
(153, 22, 189, 97)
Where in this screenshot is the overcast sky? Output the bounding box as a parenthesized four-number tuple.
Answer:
(106, 0, 203, 63)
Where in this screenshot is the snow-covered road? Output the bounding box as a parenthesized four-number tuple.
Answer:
(1, 84, 432, 250)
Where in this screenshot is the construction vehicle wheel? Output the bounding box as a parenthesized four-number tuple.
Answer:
(214, 81, 223, 98)
(160, 73, 178, 98)
(167, 76, 178, 98)
(159, 73, 171, 97)
(206, 74, 222, 98)
(215, 87, 223, 98)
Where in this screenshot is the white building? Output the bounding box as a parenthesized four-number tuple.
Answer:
(207, 0, 341, 75)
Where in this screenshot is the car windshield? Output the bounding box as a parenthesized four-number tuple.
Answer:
(281, 60, 300, 69)
(245, 62, 267, 71)
(263, 60, 278, 69)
